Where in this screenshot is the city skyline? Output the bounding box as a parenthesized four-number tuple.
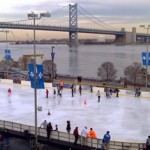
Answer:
(0, 0, 149, 41)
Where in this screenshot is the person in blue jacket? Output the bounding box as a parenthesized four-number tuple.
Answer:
(102, 131, 111, 150)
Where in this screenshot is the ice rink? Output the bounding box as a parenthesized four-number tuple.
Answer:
(0, 83, 149, 143)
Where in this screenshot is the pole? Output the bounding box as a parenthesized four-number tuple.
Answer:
(33, 17, 38, 146)
(6, 31, 8, 79)
(27, 12, 50, 147)
(146, 28, 149, 88)
(51, 46, 54, 79)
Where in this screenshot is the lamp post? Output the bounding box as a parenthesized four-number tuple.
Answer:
(27, 11, 50, 147)
(140, 25, 150, 88)
(0, 30, 10, 78)
(51, 46, 55, 79)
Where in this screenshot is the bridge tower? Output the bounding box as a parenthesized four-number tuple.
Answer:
(69, 3, 78, 47)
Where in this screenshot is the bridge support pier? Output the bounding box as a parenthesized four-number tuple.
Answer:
(69, 3, 78, 47)
(115, 27, 137, 45)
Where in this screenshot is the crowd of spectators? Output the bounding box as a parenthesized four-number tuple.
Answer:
(40, 120, 111, 149)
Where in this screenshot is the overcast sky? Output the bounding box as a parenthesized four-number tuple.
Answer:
(0, 0, 149, 39)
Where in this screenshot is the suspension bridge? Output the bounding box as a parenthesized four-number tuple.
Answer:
(0, 3, 148, 46)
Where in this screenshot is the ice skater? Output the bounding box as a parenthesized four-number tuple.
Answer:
(106, 88, 111, 99)
(79, 85, 82, 96)
(71, 84, 74, 97)
(59, 89, 62, 97)
(53, 89, 56, 97)
(97, 90, 101, 102)
(8, 88, 11, 96)
(46, 89, 49, 98)
(115, 88, 120, 97)
(90, 85, 93, 93)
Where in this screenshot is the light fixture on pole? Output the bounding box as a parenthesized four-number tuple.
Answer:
(27, 11, 50, 147)
(51, 46, 55, 79)
(140, 25, 150, 88)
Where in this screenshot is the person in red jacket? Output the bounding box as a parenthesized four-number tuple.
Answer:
(73, 127, 79, 145)
(46, 89, 49, 98)
(8, 88, 11, 96)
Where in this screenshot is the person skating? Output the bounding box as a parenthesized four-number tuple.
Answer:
(115, 88, 120, 97)
(8, 88, 11, 96)
(106, 88, 111, 99)
(97, 90, 101, 102)
(60, 80, 64, 90)
(46, 89, 49, 98)
(53, 89, 56, 97)
(90, 85, 93, 93)
(79, 85, 82, 96)
(71, 84, 74, 97)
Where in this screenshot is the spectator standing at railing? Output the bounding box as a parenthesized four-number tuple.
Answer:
(54, 125, 58, 131)
(73, 127, 79, 145)
(40, 120, 47, 129)
(88, 128, 97, 138)
(102, 131, 111, 150)
(0, 132, 4, 149)
(81, 127, 88, 146)
(66, 121, 71, 133)
(146, 136, 150, 150)
(46, 122, 53, 140)
(4, 129, 9, 147)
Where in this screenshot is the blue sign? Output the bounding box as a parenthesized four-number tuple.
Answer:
(51, 52, 55, 60)
(28, 64, 45, 89)
(5, 49, 11, 60)
(142, 52, 150, 66)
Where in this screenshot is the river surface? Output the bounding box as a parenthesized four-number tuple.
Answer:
(0, 43, 147, 79)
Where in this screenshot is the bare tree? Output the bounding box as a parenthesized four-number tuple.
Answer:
(42, 60, 57, 78)
(124, 62, 145, 86)
(17, 57, 34, 71)
(97, 61, 117, 82)
(0, 59, 16, 71)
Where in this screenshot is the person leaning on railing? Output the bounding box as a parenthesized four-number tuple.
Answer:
(81, 127, 88, 146)
(102, 131, 111, 150)
(146, 136, 150, 150)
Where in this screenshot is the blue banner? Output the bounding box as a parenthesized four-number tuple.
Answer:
(51, 52, 55, 60)
(5, 49, 11, 60)
(36, 64, 44, 89)
(142, 52, 150, 66)
(28, 64, 35, 88)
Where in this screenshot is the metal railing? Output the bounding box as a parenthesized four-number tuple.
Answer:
(0, 120, 145, 150)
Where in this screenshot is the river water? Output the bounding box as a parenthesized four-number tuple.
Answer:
(0, 43, 147, 79)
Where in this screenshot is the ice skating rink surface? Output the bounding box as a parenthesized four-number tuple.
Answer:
(0, 83, 149, 143)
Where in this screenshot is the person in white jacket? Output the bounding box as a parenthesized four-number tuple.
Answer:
(81, 127, 88, 146)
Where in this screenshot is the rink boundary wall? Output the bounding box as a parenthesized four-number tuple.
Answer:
(0, 79, 150, 98)
(0, 120, 145, 150)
